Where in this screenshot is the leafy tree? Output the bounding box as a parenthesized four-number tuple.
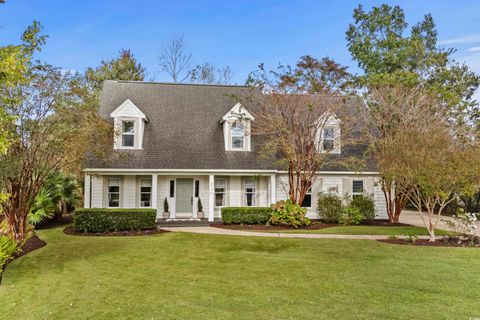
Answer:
(86, 49, 146, 90)
(246, 57, 358, 205)
(346, 4, 480, 222)
(0, 22, 111, 243)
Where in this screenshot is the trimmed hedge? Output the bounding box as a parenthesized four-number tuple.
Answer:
(221, 207, 272, 224)
(73, 208, 157, 233)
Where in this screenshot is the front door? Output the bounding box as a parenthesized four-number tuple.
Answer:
(175, 178, 193, 216)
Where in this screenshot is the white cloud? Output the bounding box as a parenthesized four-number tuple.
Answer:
(467, 46, 480, 53)
(438, 34, 480, 45)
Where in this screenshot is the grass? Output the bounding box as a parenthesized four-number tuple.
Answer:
(1, 226, 480, 319)
(255, 225, 452, 236)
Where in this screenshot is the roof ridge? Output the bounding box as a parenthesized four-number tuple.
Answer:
(105, 80, 249, 88)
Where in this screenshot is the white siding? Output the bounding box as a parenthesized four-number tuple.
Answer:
(123, 176, 136, 208)
(229, 176, 242, 207)
(374, 179, 388, 219)
(258, 176, 268, 207)
(91, 176, 103, 208)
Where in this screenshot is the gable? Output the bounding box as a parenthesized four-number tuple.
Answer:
(110, 99, 147, 119)
(222, 102, 255, 122)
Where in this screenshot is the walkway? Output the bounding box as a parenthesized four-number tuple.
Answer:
(400, 210, 480, 236)
(160, 226, 430, 240)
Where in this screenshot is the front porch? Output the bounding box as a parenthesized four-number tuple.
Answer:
(83, 170, 278, 222)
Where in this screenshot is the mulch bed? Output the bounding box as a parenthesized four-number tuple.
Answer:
(212, 219, 412, 231)
(378, 238, 480, 248)
(63, 226, 169, 237)
(15, 235, 47, 258)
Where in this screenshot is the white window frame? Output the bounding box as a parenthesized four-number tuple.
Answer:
(121, 120, 135, 148)
(244, 178, 256, 207)
(107, 178, 121, 208)
(214, 178, 226, 207)
(231, 123, 245, 150)
(352, 180, 364, 198)
(139, 178, 152, 208)
(322, 127, 335, 152)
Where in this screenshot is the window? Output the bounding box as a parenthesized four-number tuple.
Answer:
(195, 180, 200, 198)
(139, 179, 152, 207)
(169, 180, 175, 198)
(301, 187, 312, 208)
(121, 121, 135, 147)
(322, 127, 335, 151)
(107, 178, 120, 207)
(244, 178, 256, 207)
(352, 180, 364, 199)
(215, 178, 226, 207)
(231, 124, 244, 149)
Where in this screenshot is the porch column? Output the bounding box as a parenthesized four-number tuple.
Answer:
(151, 174, 158, 210)
(270, 174, 276, 204)
(208, 174, 215, 222)
(84, 174, 91, 208)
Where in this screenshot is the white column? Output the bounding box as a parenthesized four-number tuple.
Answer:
(84, 174, 91, 208)
(270, 174, 276, 205)
(151, 174, 158, 210)
(208, 174, 215, 222)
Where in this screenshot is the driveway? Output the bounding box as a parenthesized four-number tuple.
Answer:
(399, 210, 480, 236)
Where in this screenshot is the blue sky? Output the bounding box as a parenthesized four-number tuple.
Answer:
(1, 0, 480, 84)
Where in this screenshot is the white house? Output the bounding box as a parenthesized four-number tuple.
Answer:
(83, 80, 387, 221)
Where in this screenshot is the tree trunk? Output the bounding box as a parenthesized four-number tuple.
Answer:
(382, 179, 407, 224)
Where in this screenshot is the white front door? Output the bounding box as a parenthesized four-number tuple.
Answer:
(175, 178, 193, 218)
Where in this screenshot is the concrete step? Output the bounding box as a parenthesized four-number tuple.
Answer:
(157, 218, 214, 227)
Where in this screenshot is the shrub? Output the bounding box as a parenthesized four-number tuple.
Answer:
(350, 195, 376, 220)
(163, 197, 169, 212)
(73, 208, 157, 233)
(0, 235, 17, 273)
(339, 206, 363, 225)
(269, 199, 311, 228)
(198, 198, 203, 212)
(317, 192, 343, 223)
(221, 207, 271, 224)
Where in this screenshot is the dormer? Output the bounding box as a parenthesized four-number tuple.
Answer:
(221, 102, 254, 152)
(110, 99, 148, 150)
(316, 112, 341, 154)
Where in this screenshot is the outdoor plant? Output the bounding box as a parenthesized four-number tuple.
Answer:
(0, 235, 17, 273)
(269, 199, 310, 228)
(350, 194, 376, 220)
(197, 198, 203, 212)
(73, 208, 156, 233)
(163, 197, 169, 212)
(405, 233, 418, 245)
(221, 207, 271, 224)
(442, 208, 478, 236)
(338, 206, 363, 225)
(317, 190, 343, 223)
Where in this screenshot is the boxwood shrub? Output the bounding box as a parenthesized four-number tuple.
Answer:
(73, 208, 157, 233)
(221, 207, 271, 224)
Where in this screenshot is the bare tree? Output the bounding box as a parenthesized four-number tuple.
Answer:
(190, 63, 234, 84)
(158, 34, 192, 83)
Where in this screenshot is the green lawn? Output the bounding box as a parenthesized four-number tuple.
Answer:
(255, 225, 452, 236)
(1, 227, 479, 319)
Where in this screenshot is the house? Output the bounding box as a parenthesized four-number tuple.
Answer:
(84, 80, 387, 221)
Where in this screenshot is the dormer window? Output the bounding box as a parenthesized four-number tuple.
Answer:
(322, 127, 335, 151)
(231, 124, 244, 149)
(110, 99, 147, 150)
(121, 121, 135, 147)
(222, 103, 254, 152)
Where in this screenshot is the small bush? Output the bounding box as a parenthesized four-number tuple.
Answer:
(221, 207, 271, 224)
(197, 198, 203, 212)
(163, 197, 169, 212)
(73, 208, 156, 233)
(350, 195, 376, 220)
(269, 199, 311, 228)
(317, 192, 343, 223)
(0, 235, 17, 273)
(339, 206, 363, 225)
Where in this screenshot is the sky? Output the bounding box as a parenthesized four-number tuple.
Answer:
(1, 0, 480, 86)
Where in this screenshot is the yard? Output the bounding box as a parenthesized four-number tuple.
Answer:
(1, 226, 480, 320)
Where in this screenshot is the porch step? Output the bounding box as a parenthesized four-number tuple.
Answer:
(157, 218, 213, 227)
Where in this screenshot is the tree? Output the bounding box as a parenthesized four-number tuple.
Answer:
(246, 57, 358, 205)
(158, 34, 192, 83)
(189, 62, 233, 84)
(0, 22, 112, 243)
(85, 49, 146, 90)
(347, 4, 480, 222)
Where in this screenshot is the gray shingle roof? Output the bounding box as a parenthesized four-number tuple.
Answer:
(86, 80, 374, 172)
